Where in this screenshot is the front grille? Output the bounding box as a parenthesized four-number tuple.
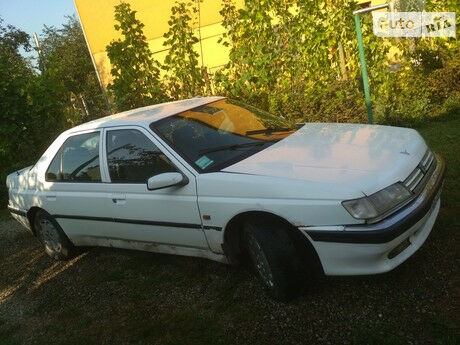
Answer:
(404, 168, 424, 191)
(404, 149, 435, 193)
(420, 149, 435, 173)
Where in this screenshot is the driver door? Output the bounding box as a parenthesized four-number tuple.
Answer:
(100, 126, 208, 249)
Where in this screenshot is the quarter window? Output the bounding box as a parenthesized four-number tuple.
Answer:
(106, 129, 176, 183)
(46, 132, 101, 182)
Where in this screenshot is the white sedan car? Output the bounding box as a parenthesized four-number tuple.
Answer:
(7, 96, 445, 301)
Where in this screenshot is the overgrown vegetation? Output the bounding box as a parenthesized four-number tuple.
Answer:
(104, 0, 459, 126)
(162, 0, 205, 99)
(39, 18, 109, 124)
(376, 44, 460, 126)
(214, 0, 381, 123)
(214, 0, 460, 125)
(106, 2, 168, 111)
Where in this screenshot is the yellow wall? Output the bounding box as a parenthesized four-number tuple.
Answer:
(74, 0, 386, 88)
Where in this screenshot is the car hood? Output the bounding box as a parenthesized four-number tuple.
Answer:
(222, 123, 427, 196)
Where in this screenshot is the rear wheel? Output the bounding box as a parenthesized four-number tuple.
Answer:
(243, 219, 304, 302)
(34, 210, 75, 260)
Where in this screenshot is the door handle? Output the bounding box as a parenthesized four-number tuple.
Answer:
(46, 194, 57, 201)
(110, 193, 126, 205)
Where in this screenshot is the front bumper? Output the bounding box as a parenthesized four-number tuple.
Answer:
(301, 154, 445, 276)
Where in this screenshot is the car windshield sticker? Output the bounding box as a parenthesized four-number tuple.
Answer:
(195, 155, 214, 169)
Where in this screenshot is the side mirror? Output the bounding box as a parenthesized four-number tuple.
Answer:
(147, 172, 188, 191)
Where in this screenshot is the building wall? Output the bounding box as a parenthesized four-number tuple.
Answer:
(74, 0, 386, 88)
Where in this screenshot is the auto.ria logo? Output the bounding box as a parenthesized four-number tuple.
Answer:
(372, 0, 456, 37)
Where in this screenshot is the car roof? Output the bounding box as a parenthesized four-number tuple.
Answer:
(67, 96, 226, 134)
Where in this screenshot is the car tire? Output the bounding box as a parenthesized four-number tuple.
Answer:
(243, 219, 304, 302)
(34, 210, 76, 260)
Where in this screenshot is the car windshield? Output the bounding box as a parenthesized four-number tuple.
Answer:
(150, 99, 297, 172)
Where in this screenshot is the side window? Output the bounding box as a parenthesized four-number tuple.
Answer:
(106, 129, 177, 183)
(46, 132, 101, 182)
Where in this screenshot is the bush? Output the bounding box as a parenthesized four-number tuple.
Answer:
(375, 50, 460, 127)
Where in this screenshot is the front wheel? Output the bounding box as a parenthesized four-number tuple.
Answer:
(243, 220, 304, 302)
(34, 210, 76, 260)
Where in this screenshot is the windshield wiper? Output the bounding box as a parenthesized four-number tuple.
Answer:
(199, 141, 269, 155)
(245, 127, 292, 135)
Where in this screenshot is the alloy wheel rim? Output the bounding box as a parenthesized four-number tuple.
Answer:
(38, 218, 62, 254)
(246, 232, 275, 288)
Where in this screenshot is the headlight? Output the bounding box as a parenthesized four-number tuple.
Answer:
(342, 183, 412, 221)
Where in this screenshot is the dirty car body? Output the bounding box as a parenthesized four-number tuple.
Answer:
(7, 96, 445, 297)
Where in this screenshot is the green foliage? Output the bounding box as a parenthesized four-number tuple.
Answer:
(0, 19, 33, 165)
(0, 18, 69, 203)
(106, 2, 168, 111)
(371, 0, 460, 126)
(39, 16, 108, 123)
(215, 0, 280, 107)
(371, 0, 459, 126)
(215, 0, 390, 122)
(375, 49, 460, 127)
(213, 0, 459, 126)
(0, 15, 107, 204)
(0, 20, 67, 162)
(394, 0, 425, 12)
(163, 1, 204, 99)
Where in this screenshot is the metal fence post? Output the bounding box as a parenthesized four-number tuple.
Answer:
(353, 14, 374, 124)
(352, 3, 390, 125)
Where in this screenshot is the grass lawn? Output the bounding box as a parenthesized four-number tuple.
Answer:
(0, 116, 458, 345)
(417, 118, 460, 209)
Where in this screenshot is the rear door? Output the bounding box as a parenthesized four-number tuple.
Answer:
(100, 126, 208, 249)
(41, 130, 115, 244)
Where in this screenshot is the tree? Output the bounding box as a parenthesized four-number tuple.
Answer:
(162, 0, 204, 100)
(39, 15, 109, 123)
(0, 18, 69, 203)
(215, 0, 280, 108)
(0, 18, 35, 164)
(106, 2, 167, 111)
(0, 18, 66, 162)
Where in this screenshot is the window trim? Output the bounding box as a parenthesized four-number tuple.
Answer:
(103, 126, 183, 185)
(45, 130, 103, 183)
